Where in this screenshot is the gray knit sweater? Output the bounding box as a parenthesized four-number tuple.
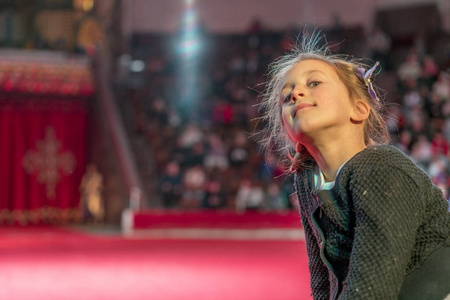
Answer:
(294, 144, 450, 300)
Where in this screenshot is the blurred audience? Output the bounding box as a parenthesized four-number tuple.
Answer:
(122, 27, 450, 211)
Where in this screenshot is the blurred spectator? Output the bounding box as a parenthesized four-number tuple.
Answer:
(403, 88, 422, 112)
(246, 50, 260, 74)
(228, 131, 250, 168)
(386, 105, 404, 136)
(147, 98, 169, 126)
(368, 27, 391, 70)
(422, 86, 440, 119)
(429, 156, 448, 184)
(431, 131, 449, 157)
(265, 182, 287, 210)
(421, 55, 440, 87)
(229, 53, 245, 74)
(179, 124, 204, 149)
(204, 133, 229, 171)
(410, 134, 432, 170)
(436, 181, 449, 207)
(182, 165, 206, 209)
(410, 118, 432, 142)
(259, 152, 285, 182)
(202, 172, 226, 209)
(160, 161, 183, 208)
(235, 179, 265, 213)
(443, 118, 450, 142)
(432, 72, 450, 102)
(398, 53, 421, 83)
(395, 130, 413, 154)
(167, 107, 182, 128)
(184, 142, 205, 167)
(212, 99, 234, 125)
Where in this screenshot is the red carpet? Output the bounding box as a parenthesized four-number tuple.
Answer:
(0, 226, 312, 300)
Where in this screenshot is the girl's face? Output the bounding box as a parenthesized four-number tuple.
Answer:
(280, 59, 355, 145)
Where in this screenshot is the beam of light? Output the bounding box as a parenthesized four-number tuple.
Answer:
(178, 0, 201, 60)
(175, 0, 203, 121)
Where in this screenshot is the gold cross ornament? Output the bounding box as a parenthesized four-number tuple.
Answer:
(23, 127, 76, 199)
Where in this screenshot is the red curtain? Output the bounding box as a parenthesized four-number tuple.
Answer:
(0, 98, 88, 224)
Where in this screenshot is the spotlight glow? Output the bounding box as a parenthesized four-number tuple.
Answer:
(178, 1, 201, 60)
(129, 60, 145, 72)
(175, 0, 203, 121)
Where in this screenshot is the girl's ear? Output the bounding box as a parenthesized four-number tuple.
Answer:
(350, 99, 370, 123)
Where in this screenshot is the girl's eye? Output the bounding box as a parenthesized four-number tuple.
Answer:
(283, 92, 292, 103)
(309, 81, 321, 87)
(282, 87, 294, 103)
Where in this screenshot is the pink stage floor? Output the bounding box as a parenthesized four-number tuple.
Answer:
(0, 225, 312, 300)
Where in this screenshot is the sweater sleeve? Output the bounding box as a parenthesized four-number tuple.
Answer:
(338, 164, 423, 299)
(299, 206, 331, 300)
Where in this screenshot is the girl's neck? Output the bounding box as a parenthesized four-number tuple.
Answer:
(306, 138, 367, 182)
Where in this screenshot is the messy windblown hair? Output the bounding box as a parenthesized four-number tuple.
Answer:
(258, 32, 390, 173)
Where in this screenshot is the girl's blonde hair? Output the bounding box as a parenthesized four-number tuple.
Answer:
(259, 32, 390, 173)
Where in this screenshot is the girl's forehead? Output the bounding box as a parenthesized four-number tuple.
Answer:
(283, 59, 337, 82)
(289, 59, 334, 74)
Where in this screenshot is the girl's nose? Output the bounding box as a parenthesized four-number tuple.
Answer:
(291, 89, 305, 103)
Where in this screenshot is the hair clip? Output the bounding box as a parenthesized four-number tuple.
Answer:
(358, 62, 380, 101)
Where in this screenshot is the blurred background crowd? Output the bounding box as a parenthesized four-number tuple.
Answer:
(0, 0, 449, 224)
(115, 27, 450, 213)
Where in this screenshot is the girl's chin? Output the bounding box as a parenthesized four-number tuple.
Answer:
(291, 132, 314, 145)
(290, 126, 317, 139)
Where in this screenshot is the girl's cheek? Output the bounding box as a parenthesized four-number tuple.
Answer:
(282, 109, 296, 139)
(282, 107, 293, 129)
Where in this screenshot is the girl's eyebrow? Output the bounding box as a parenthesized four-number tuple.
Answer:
(281, 69, 326, 90)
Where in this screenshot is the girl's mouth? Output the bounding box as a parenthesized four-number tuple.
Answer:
(293, 103, 315, 117)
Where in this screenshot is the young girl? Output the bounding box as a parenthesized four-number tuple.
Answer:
(260, 34, 450, 299)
